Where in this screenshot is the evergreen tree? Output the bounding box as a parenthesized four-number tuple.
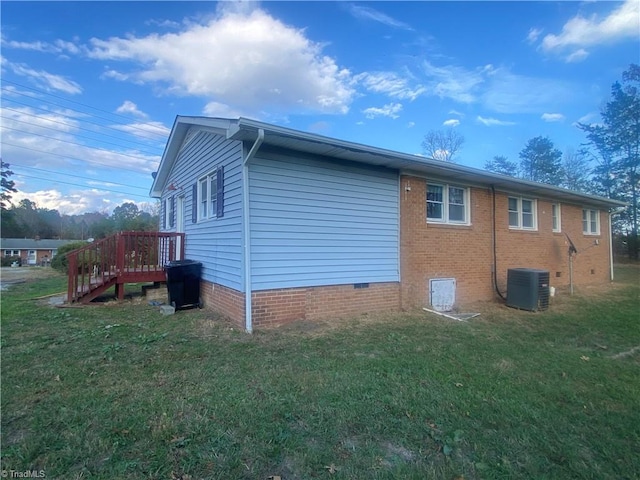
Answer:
(1, 160, 17, 210)
(518, 136, 563, 185)
(579, 64, 639, 259)
(484, 155, 518, 177)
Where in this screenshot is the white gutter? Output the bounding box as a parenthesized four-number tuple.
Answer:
(242, 128, 264, 333)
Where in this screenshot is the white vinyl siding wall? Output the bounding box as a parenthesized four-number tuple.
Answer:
(248, 152, 399, 290)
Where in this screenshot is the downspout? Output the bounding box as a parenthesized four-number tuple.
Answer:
(242, 128, 264, 333)
(609, 210, 614, 282)
(608, 207, 625, 282)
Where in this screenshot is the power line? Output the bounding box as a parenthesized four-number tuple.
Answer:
(10, 163, 149, 191)
(2, 126, 159, 162)
(1, 95, 168, 142)
(1, 79, 170, 139)
(2, 115, 162, 156)
(13, 172, 152, 199)
(1, 106, 163, 152)
(1, 142, 157, 176)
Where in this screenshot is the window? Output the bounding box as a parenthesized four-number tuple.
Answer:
(583, 209, 600, 235)
(198, 170, 218, 221)
(427, 183, 469, 224)
(508, 196, 537, 230)
(4, 250, 19, 257)
(164, 196, 175, 229)
(552, 203, 561, 232)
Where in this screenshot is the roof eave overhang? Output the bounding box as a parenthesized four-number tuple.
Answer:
(227, 118, 626, 210)
(153, 116, 626, 210)
(149, 116, 234, 198)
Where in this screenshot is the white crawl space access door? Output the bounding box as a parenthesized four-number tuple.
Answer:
(429, 278, 456, 312)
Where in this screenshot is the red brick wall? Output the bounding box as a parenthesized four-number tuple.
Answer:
(199, 280, 400, 329)
(200, 280, 245, 328)
(400, 175, 611, 310)
(252, 282, 400, 327)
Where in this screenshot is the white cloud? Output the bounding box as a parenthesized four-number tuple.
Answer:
(481, 67, 574, 114)
(2, 38, 80, 55)
(476, 116, 516, 127)
(541, 0, 639, 55)
(5, 60, 82, 94)
(363, 103, 403, 119)
(565, 48, 589, 63)
(355, 71, 425, 101)
(443, 119, 460, 127)
(10, 188, 149, 215)
(448, 109, 465, 117)
(202, 101, 244, 119)
(116, 100, 148, 118)
(406, 121, 415, 128)
(86, 8, 354, 115)
(111, 121, 170, 141)
(526, 27, 543, 44)
(347, 4, 413, 30)
(541, 113, 565, 122)
(577, 112, 598, 124)
(422, 61, 490, 103)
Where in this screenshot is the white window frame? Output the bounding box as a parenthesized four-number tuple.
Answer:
(583, 208, 600, 235)
(4, 249, 19, 256)
(508, 196, 537, 231)
(552, 203, 561, 233)
(426, 183, 470, 225)
(197, 170, 218, 222)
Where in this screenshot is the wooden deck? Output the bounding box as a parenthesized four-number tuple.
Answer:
(67, 232, 184, 304)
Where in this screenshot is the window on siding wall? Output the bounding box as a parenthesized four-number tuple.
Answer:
(508, 196, 537, 230)
(583, 208, 600, 235)
(552, 203, 561, 232)
(198, 170, 218, 221)
(426, 183, 469, 224)
(164, 196, 175, 229)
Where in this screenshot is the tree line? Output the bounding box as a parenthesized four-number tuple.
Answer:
(1, 198, 159, 240)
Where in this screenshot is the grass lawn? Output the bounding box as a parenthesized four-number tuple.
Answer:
(1, 266, 639, 479)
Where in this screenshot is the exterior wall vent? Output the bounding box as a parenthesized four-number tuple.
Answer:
(506, 268, 550, 311)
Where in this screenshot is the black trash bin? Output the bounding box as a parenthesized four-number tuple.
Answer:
(165, 260, 203, 310)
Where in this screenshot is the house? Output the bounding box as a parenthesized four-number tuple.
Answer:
(150, 116, 626, 331)
(1, 238, 78, 266)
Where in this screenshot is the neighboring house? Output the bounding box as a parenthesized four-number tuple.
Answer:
(151, 116, 626, 331)
(1, 238, 78, 266)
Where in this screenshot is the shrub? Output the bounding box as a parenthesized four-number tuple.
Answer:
(1, 256, 22, 267)
(51, 241, 90, 273)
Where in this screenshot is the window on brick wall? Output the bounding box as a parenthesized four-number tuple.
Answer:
(508, 196, 537, 230)
(552, 203, 561, 232)
(426, 183, 470, 224)
(582, 208, 600, 235)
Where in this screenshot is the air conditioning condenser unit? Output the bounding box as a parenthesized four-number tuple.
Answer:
(506, 268, 550, 311)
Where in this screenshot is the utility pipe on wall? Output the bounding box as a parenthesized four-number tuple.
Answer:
(242, 128, 264, 333)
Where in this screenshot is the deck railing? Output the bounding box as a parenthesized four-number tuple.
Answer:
(67, 231, 184, 303)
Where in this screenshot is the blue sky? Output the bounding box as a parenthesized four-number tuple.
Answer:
(1, 1, 638, 215)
